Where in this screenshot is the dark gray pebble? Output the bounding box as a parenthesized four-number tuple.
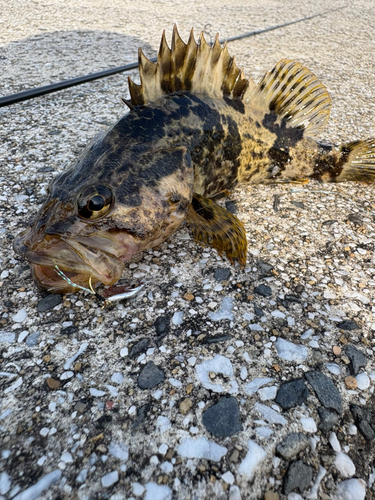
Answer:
(344, 344, 367, 375)
(305, 371, 343, 414)
(132, 403, 151, 429)
(258, 262, 274, 275)
(154, 316, 170, 337)
(276, 432, 309, 460)
(137, 361, 165, 390)
(254, 306, 264, 317)
(129, 339, 150, 359)
(25, 331, 40, 347)
(294, 285, 304, 294)
(350, 404, 375, 440)
(214, 268, 231, 281)
(347, 213, 363, 225)
(254, 284, 272, 297)
(275, 378, 309, 409)
(291, 201, 305, 209)
(37, 294, 63, 313)
(318, 407, 340, 433)
(225, 200, 238, 214)
(202, 397, 242, 438)
(337, 320, 359, 331)
(284, 460, 313, 495)
(203, 334, 232, 344)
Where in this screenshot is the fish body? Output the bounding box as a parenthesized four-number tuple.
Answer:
(14, 27, 375, 294)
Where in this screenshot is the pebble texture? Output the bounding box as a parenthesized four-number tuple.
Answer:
(1, 1, 375, 499)
(202, 397, 243, 437)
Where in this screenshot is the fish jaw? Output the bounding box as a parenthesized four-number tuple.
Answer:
(13, 227, 136, 293)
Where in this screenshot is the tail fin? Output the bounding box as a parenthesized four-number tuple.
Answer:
(335, 139, 375, 182)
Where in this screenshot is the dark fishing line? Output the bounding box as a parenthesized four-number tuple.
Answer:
(0, 6, 346, 108)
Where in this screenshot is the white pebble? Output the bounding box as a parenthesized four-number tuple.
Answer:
(0, 472, 11, 495)
(300, 417, 317, 433)
(240, 367, 248, 380)
(40, 428, 49, 437)
(333, 478, 366, 500)
(329, 432, 341, 452)
(12, 309, 27, 323)
(258, 386, 277, 401)
(89, 388, 106, 397)
(238, 440, 266, 479)
(101, 471, 119, 488)
(132, 482, 145, 496)
(334, 452, 356, 478)
(61, 452, 73, 463)
(144, 482, 172, 500)
(221, 471, 235, 485)
(120, 347, 128, 357)
(177, 437, 227, 461)
(275, 338, 308, 362)
(111, 372, 124, 384)
(356, 373, 370, 390)
(229, 485, 242, 500)
(172, 311, 184, 325)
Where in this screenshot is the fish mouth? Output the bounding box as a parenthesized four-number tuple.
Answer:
(14, 229, 127, 293)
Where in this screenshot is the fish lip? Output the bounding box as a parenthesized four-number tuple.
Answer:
(13, 228, 124, 292)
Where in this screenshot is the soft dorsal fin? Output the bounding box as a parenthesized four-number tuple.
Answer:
(247, 59, 331, 137)
(127, 25, 254, 106)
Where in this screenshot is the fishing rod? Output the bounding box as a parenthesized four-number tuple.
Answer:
(0, 6, 346, 108)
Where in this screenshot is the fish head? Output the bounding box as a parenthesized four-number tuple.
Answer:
(14, 129, 194, 293)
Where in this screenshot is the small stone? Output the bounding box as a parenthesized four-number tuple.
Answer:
(283, 460, 313, 495)
(154, 316, 170, 337)
(334, 452, 356, 478)
(336, 320, 359, 331)
(74, 402, 87, 414)
(275, 338, 308, 362)
(101, 471, 119, 488)
(305, 371, 343, 414)
(138, 361, 165, 390)
(334, 478, 366, 500)
(12, 308, 27, 323)
(350, 404, 375, 440)
(214, 268, 231, 281)
(202, 397, 242, 437)
(37, 295, 63, 313)
(0, 332, 15, 343)
(221, 471, 235, 485)
(258, 262, 274, 275)
(356, 373, 370, 390)
(264, 492, 279, 500)
(183, 292, 194, 301)
(179, 398, 193, 415)
(172, 311, 184, 326)
(275, 378, 309, 409)
(225, 200, 238, 214)
(318, 407, 339, 433)
(345, 376, 357, 389)
(276, 433, 310, 460)
(230, 449, 239, 463)
(129, 339, 150, 359)
(344, 345, 367, 375)
(46, 378, 61, 390)
(26, 331, 40, 347)
(254, 284, 272, 297)
(332, 346, 341, 356)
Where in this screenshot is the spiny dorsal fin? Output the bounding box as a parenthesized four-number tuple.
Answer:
(127, 25, 254, 106)
(247, 59, 331, 137)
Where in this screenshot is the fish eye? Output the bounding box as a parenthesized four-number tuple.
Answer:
(77, 185, 114, 220)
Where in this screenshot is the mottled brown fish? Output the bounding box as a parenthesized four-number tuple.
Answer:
(14, 27, 375, 294)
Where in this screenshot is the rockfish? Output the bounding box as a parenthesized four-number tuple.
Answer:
(14, 27, 375, 293)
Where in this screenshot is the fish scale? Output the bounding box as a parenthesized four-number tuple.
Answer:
(14, 25, 375, 294)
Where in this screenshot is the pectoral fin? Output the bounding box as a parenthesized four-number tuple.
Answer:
(186, 194, 247, 266)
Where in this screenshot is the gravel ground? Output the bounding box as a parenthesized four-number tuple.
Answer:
(1, 1, 375, 499)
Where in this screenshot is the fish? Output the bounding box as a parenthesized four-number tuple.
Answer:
(14, 26, 375, 294)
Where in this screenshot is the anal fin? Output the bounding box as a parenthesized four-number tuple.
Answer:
(186, 194, 247, 266)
